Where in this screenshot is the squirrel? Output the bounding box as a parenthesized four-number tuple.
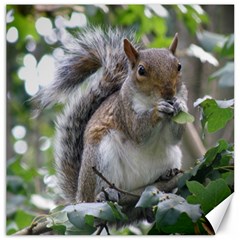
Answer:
(33, 27, 188, 213)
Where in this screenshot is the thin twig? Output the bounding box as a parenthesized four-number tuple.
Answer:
(96, 224, 105, 235)
(92, 166, 140, 198)
(105, 224, 110, 235)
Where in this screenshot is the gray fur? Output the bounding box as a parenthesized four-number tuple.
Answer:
(32, 27, 141, 202)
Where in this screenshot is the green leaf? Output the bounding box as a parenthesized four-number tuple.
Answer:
(7, 221, 19, 235)
(221, 172, 234, 188)
(47, 208, 86, 235)
(156, 194, 202, 224)
(7, 156, 39, 182)
(178, 139, 233, 198)
(50, 205, 65, 214)
(66, 211, 96, 234)
(47, 210, 68, 226)
(195, 98, 233, 133)
(7, 175, 24, 193)
(172, 111, 195, 124)
(204, 139, 228, 165)
(136, 186, 162, 208)
(64, 201, 126, 233)
(155, 193, 202, 234)
(147, 223, 165, 235)
(47, 210, 76, 235)
(137, 188, 202, 234)
(107, 202, 128, 221)
(186, 179, 231, 214)
(209, 62, 234, 87)
(221, 34, 234, 58)
(197, 30, 226, 52)
(14, 209, 35, 230)
(186, 44, 219, 66)
(67, 210, 91, 229)
(51, 224, 66, 235)
(7, 195, 26, 216)
(157, 213, 203, 234)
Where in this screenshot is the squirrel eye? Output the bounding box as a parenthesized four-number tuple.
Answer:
(138, 65, 146, 76)
(178, 63, 182, 72)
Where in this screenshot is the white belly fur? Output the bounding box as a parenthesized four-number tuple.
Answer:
(98, 124, 182, 191)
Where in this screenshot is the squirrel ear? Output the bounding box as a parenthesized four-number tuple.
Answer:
(123, 38, 139, 68)
(169, 33, 178, 55)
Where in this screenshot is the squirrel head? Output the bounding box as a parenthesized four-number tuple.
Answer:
(124, 33, 181, 100)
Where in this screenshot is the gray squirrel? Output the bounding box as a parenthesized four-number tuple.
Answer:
(33, 27, 188, 211)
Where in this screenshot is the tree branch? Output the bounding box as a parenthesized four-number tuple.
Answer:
(13, 171, 181, 235)
(13, 221, 52, 235)
(119, 173, 182, 206)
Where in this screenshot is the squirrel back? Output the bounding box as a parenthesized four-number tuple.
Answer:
(33, 28, 141, 202)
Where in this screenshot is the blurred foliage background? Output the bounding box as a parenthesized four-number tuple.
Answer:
(6, 4, 234, 234)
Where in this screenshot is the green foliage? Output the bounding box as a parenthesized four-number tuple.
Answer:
(194, 98, 234, 134)
(186, 179, 231, 214)
(178, 138, 233, 208)
(66, 202, 127, 226)
(175, 5, 209, 34)
(6, 6, 40, 48)
(136, 186, 202, 234)
(113, 5, 172, 48)
(45, 202, 127, 235)
(7, 155, 56, 234)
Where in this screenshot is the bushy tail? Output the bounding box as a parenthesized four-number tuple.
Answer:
(32, 27, 140, 202)
(32, 27, 137, 113)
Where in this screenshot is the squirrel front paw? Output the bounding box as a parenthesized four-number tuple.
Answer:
(95, 187, 121, 202)
(157, 100, 175, 116)
(172, 97, 188, 116)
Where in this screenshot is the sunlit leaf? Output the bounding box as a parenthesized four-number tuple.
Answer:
(186, 44, 219, 66)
